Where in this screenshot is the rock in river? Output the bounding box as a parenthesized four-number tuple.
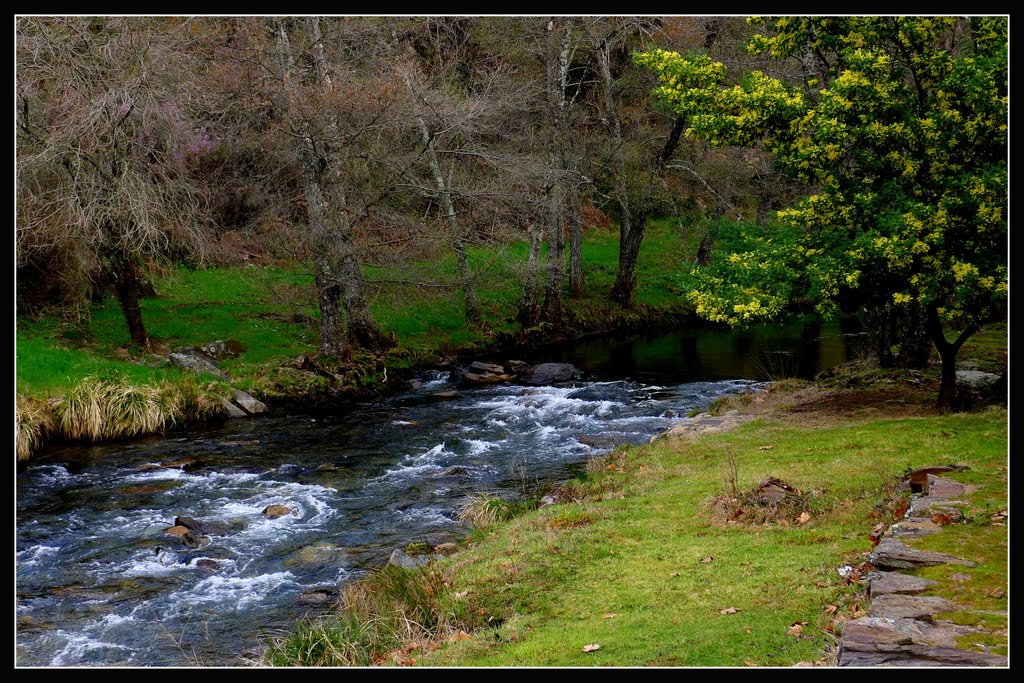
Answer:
(262, 504, 296, 519)
(518, 362, 577, 386)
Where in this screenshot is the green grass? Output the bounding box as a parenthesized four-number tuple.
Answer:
(395, 408, 1007, 666)
(16, 219, 695, 400)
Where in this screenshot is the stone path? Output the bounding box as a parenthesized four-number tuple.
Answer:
(649, 410, 752, 442)
(837, 472, 1007, 667)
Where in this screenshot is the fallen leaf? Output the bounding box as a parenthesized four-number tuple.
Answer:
(448, 631, 472, 642)
(602, 613, 618, 619)
(454, 591, 468, 599)
(824, 605, 837, 615)
(720, 607, 739, 615)
(787, 621, 808, 637)
(582, 643, 601, 653)
(670, 572, 680, 577)
(796, 511, 811, 525)
(744, 628, 752, 634)
(931, 512, 954, 526)
(758, 445, 774, 451)
(792, 661, 814, 667)
(985, 588, 1005, 599)
(779, 519, 791, 528)
(700, 556, 714, 564)
(745, 660, 757, 666)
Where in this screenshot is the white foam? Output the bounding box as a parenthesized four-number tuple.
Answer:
(464, 439, 497, 455)
(185, 571, 297, 610)
(49, 631, 131, 666)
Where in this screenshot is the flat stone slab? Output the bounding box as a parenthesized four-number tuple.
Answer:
(870, 540, 975, 570)
(908, 498, 967, 518)
(650, 413, 752, 442)
(926, 476, 969, 499)
(220, 397, 248, 418)
(230, 389, 268, 415)
(869, 571, 939, 598)
(839, 617, 1008, 667)
(888, 518, 943, 538)
(868, 594, 958, 620)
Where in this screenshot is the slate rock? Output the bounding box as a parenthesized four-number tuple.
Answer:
(221, 398, 248, 418)
(230, 389, 268, 415)
(868, 571, 939, 598)
(169, 348, 228, 380)
(867, 594, 958, 620)
(870, 540, 975, 570)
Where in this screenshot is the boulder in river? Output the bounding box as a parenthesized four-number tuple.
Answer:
(505, 360, 529, 375)
(194, 559, 221, 572)
(518, 362, 577, 386)
(431, 390, 460, 400)
(221, 398, 248, 418)
(470, 361, 505, 375)
(262, 504, 296, 519)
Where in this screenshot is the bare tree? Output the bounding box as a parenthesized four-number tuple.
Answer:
(16, 17, 208, 346)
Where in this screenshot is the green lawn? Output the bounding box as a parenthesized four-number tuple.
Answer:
(408, 408, 1007, 666)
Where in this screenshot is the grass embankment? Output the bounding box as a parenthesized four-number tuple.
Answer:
(16, 220, 697, 459)
(264, 338, 1007, 666)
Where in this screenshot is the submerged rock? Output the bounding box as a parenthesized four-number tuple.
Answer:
(194, 559, 221, 572)
(518, 362, 577, 386)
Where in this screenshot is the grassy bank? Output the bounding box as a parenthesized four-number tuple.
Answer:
(16, 220, 698, 459)
(263, 368, 1008, 667)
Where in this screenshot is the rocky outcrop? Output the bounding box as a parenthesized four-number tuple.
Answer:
(650, 410, 750, 442)
(839, 617, 1007, 666)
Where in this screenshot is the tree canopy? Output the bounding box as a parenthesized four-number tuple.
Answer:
(636, 16, 1007, 347)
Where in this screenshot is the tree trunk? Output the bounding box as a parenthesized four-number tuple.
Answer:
(304, 16, 391, 352)
(518, 220, 544, 327)
(610, 211, 646, 306)
(927, 305, 977, 411)
(417, 117, 480, 325)
(541, 176, 564, 323)
(112, 254, 148, 347)
(275, 18, 351, 360)
(567, 180, 584, 294)
(896, 300, 932, 370)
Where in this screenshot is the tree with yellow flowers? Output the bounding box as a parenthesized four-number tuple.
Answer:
(637, 16, 1007, 409)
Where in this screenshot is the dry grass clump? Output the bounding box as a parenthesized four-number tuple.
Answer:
(712, 475, 819, 526)
(53, 374, 169, 440)
(16, 395, 52, 461)
(457, 492, 537, 528)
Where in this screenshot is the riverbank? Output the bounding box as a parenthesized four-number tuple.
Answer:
(16, 221, 700, 461)
(263, 336, 1008, 667)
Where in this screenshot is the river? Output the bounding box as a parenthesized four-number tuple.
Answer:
(16, 318, 863, 666)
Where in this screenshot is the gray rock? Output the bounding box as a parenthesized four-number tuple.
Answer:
(518, 362, 577, 386)
(431, 390, 460, 400)
(297, 589, 337, 605)
(870, 540, 975, 570)
(230, 388, 268, 415)
(888, 518, 943, 537)
(867, 594, 958, 620)
(868, 571, 939, 598)
(504, 360, 529, 375)
(199, 339, 246, 360)
(220, 397, 248, 418)
(470, 361, 505, 374)
(169, 348, 228, 380)
(388, 548, 437, 569)
(955, 370, 1001, 391)
(838, 617, 1008, 666)
(539, 495, 559, 507)
(194, 559, 221, 572)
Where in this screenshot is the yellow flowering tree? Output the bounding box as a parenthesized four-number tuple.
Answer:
(637, 17, 1007, 408)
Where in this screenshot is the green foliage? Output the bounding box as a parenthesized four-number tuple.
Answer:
(637, 18, 1008, 330)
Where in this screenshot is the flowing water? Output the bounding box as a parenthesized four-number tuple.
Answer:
(16, 318, 863, 666)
